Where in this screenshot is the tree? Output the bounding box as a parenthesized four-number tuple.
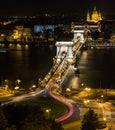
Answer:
(20, 113, 50, 130)
(3, 103, 64, 130)
(81, 109, 100, 130)
(0, 104, 8, 130)
(20, 114, 64, 130)
(6, 125, 17, 130)
(50, 120, 64, 130)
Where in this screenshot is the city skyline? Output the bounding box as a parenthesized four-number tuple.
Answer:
(0, 0, 115, 16)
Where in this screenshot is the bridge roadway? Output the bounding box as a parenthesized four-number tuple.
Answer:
(40, 40, 84, 124)
(1, 40, 84, 124)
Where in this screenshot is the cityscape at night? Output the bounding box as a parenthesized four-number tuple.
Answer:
(0, 0, 115, 130)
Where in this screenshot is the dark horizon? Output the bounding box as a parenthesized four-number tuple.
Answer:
(0, 0, 115, 17)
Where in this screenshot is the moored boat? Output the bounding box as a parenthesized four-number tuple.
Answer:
(0, 48, 9, 53)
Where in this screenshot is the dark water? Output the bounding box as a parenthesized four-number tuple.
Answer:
(78, 47, 115, 89)
(0, 45, 56, 88)
(0, 44, 115, 89)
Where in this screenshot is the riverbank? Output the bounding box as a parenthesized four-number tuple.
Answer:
(63, 88, 115, 130)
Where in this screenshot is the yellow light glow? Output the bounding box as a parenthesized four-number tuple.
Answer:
(103, 117, 106, 121)
(32, 85, 36, 88)
(16, 44, 21, 49)
(46, 109, 51, 113)
(14, 86, 19, 90)
(85, 87, 91, 91)
(66, 88, 71, 92)
(101, 95, 104, 98)
(70, 77, 79, 89)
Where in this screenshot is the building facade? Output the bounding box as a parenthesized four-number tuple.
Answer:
(86, 6, 102, 23)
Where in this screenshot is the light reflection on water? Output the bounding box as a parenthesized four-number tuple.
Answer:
(0, 44, 56, 89)
(78, 48, 115, 89)
(0, 44, 115, 89)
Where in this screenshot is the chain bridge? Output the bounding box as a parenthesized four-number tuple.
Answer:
(39, 25, 88, 123)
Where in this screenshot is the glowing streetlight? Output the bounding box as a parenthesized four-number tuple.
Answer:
(81, 83, 84, 87)
(85, 87, 91, 91)
(4, 79, 9, 91)
(100, 95, 104, 102)
(14, 86, 19, 90)
(84, 100, 90, 105)
(66, 88, 71, 92)
(101, 95, 104, 98)
(32, 84, 36, 88)
(4, 79, 9, 85)
(103, 117, 106, 121)
(45, 109, 51, 118)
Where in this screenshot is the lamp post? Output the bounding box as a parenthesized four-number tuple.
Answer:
(81, 83, 84, 87)
(4, 79, 9, 90)
(101, 94, 104, 103)
(45, 109, 51, 119)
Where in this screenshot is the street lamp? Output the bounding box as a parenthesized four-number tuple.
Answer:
(101, 95, 104, 103)
(101, 95, 104, 98)
(66, 88, 71, 92)
(45, 109, 51, 118)
(103, 117, 106, 121)
(14, 86, 19, 90)
(85, 87, 91, 91)
(4, 79, 9, 91)
(32, 84, 36, 88)
(81, 83, 84, 87)
(84, 100, 90, 106)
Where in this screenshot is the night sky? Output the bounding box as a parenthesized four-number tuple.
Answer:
(0, 0, 115, 16)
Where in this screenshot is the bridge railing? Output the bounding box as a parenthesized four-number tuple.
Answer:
(40, 54, 67, 87)
(40, 38, 84, 88)
(56, 40, 84, 86)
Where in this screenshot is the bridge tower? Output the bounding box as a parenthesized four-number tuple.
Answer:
(55, 41, 74, 62)
(71, 22, 101, 43)
(73, 30, 84, 43)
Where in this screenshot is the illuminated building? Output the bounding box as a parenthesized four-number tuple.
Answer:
(86, 6, 102, 23)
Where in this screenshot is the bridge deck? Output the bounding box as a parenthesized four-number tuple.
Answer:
(40, 40, 83, 123)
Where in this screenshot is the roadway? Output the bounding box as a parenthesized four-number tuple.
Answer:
(1, 88, 44, 106)
(42, 41, 83, 123)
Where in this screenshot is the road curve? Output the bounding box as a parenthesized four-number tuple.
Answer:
(47, 85, 79, 123)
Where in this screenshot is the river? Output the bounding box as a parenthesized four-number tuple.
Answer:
(0, 44, 56, 89)
(78, 47, 115, 89)
(0, 44, 115, 89)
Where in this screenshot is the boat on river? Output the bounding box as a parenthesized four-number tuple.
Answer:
(0, 48, 9, 53)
